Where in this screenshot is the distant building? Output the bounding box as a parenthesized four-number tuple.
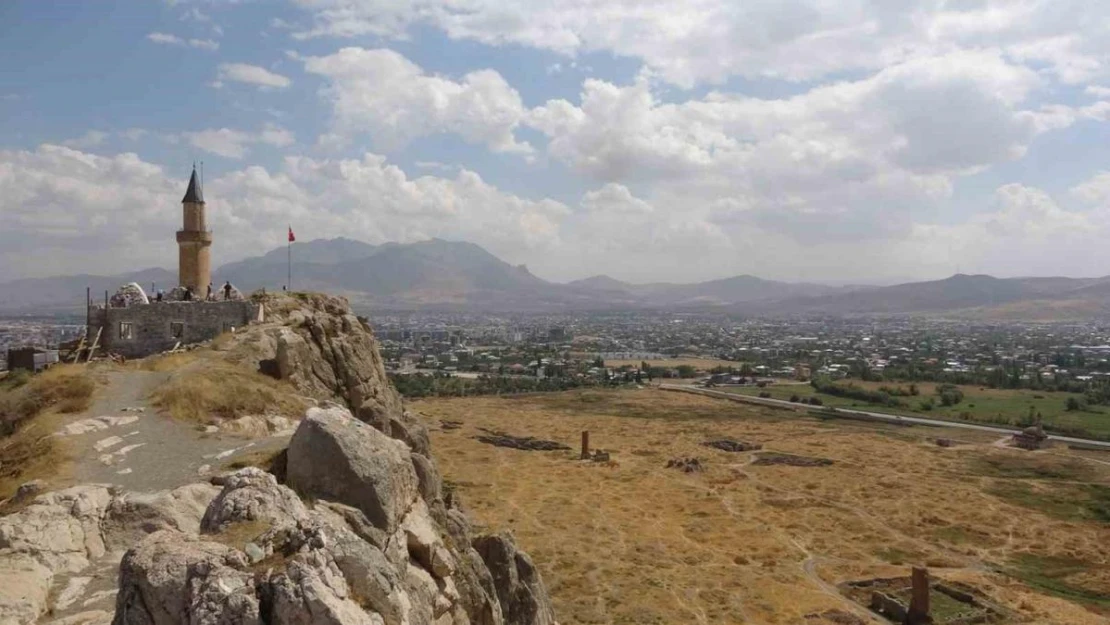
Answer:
(85, 167, 260, 359)
(6, 347, 59, 372)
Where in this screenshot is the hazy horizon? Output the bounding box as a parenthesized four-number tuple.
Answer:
(6, 235, 1110, 290)
(5, 2, 1110, 285)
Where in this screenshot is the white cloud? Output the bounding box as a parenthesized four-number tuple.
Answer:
(0, 145, 181, 280)
(303, 47, 531, 153)
(290, 0, 1110, 88)
(1071, 171, 1110, 205)
(146, 32, 219, 51)
(217, 63, 292, 89)
(181, 124, 296, 159)
(0, 145, 568, 281)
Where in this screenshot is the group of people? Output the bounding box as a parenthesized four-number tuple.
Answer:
(153, 281, 234, 302)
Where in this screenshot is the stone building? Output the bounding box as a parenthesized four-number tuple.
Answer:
(86, 168, 261, 359)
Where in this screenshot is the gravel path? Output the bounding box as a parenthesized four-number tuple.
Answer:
(55, 369, 291, 493)
(33, 368, 295, 624)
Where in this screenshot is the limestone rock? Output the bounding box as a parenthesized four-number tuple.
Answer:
(411, 453, 442, 507)
(0, 552, 53, 625)
(286, 407, 418, 534)
(233, 295, 402, 431)
(401, 501, 455, 580)
(112, 530, 257, 625)
(200, 468, 308, 533)
(265, 549, 382, 625)
(386, 411, 431, 457)
(103, 483, 221, 552)
(473, 534, 556, 625)
(0, 484, 113, 573)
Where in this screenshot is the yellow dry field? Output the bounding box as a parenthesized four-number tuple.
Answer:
(413, 389, 1110, 625)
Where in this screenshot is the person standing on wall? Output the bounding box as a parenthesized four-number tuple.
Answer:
(224, 281, 233, 300)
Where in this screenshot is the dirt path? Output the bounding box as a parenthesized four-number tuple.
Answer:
(54, 369, 291, 493)
(34, 368, 296, 624)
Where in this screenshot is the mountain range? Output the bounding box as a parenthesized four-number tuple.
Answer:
(3, 237, 1110, 319)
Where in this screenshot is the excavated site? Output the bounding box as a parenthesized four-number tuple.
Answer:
(414, 391, 1110, 625)
(3, 292, 1109, 625)
(0, 293, 557, 625)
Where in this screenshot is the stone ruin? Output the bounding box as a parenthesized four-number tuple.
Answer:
(702, 439, 763, 453)
(1011, 418, 1049, 450)
(162, 282, 246, 302)
(666, 457, 704, 473)
(752, 452, 834, 467)
(842, 567, 1005, 625)
(109, 282, 150, 308)
(474, 429, 571, 452)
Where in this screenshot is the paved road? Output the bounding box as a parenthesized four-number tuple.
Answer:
(660, 384, 1110, 450)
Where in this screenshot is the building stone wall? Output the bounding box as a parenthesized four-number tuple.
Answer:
(88, 300, 258, 359)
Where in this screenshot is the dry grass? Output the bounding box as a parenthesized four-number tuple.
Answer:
(150, 358, 307, 424)
(0, 410, 71, 504)
(0, 365, 95, 502)
(414, 389, 1110, 625)
(0, 365, 96, 433)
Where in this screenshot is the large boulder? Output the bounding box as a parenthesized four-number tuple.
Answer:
(200, 468, 307, 533)
(113, 531, 258, 625)
(473, 535, 556, 625)
(286, 407, 418, 535)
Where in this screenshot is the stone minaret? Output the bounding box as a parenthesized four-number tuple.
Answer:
(176, 166, 212, 292)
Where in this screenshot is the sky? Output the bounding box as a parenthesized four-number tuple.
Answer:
(2, 1, 1110, 285)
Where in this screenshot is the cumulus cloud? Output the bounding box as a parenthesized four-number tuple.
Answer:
(303, 48, 531, 153)
(180, 124, 296, 159)
(0, 145, 564, 281)
(146, 32, 219, 51)
(217, 63, 291, 88)
(290, 0, 1110, 88)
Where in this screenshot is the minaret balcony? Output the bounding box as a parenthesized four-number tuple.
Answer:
(176, 229, 213, 244)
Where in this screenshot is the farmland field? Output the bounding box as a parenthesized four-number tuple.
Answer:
(414, 389, 1110, 625)
(724, 380, 1110, 439)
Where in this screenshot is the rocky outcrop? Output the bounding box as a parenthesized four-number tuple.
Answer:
(2, 294, 555, 625)
(287, 408, 418, 535)
(473, 536, 556, 625)
(233, 293, 402, 431)
(112, 405, 555, 625)
(0, 483, 220, 624)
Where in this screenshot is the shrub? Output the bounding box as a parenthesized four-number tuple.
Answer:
(758, 391, 771, 399)
(919, 398, 935, 411)
(789, 394, 800, 403)
(808, 397, 823, 406)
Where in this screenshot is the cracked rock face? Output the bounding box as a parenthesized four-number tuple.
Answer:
(0, 483, 222, 625)
(111, 405, 556, 625)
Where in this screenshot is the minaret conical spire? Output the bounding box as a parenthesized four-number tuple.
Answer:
(182, 165, 204, 204)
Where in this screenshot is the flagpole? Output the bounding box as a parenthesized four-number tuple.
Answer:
(287, 225, 292, 292)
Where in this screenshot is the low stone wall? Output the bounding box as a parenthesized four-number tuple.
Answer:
(870, 590, 907, 622)
(88, 300, 259, 358)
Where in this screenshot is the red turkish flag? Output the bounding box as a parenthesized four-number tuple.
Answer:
(288, 226, 296, 243)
